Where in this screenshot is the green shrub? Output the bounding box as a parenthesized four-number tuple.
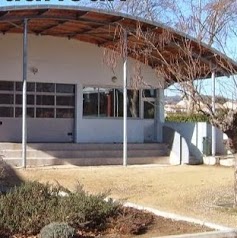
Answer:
(0, 181, 119, 235)
(165, 113, 209, 122)
(40, 222, 75, 238)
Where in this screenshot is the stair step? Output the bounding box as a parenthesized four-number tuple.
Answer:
(1, 149, 169, 159)
(0, 142, 170, 166)
(0, 143, 169, 151)
(4, 156, 170, 167)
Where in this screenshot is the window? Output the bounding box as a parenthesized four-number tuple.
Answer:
(83, 87, 139, 118)
(36, 83, 55, 93)
(16, 82, 35, 92)
(56, 96, 75, 106)
(15, 94, 35, 105)
(36, 95, 54, 106)
(56, 84, 75, 93)
(127, 90, 139, 118)
(0, 107, 13, 117)
(0, 81, 75, 118)
(83, 87, 99, 116)
(15, 107, 34, 118)
(0, 81, 14, 91)
(56, 108, 74, 118)
(36, 108, 54, 118)
(144, 101, 155, 119)
(0, 94, 14, 104)
(143, 89, 156, 119)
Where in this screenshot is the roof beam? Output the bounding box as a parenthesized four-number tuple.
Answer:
(35, 20, 67, 35)
(0, 14, 108, 27)
(67, 16, 122, 39)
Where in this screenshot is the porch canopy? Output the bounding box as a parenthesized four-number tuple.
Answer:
(0, 5, 236, 81)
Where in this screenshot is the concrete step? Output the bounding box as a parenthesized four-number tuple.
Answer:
(0, 143, 169, 151)
(0, 142, 170, 167)
(1, 149, 169, 159)
(4, 156, 170, 167)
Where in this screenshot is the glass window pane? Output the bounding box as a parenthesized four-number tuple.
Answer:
(0, 107, 13, 117)
(36, 108, 54, 118)
(144, 101, 155, 119)
(99, 88, 112, 117)
(112, 89, 123, 117)
(56, 96, 75, 106)
(36, 83, 55, 92)
(36, 95, 54, 106)
(83, 87, 98, 116)
(127, 90, 139, 118)
(16, 82, 35, 92)
(56, 84, 75, 93)
(0, 94, 14, 104)
(0, 81, 14, 91)
(56, 108, 74, 118)
(15, 107, 34, 118)
(143, 89, 156, 98)
(15, 94, 35, 105)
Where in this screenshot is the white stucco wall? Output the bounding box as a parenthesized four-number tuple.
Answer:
(164, 122, 226, 162)
(0, 34, 164, 143)
(0, 34, 163, 88)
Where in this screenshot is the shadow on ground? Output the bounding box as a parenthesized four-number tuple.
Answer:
(0, 157, 23, 194)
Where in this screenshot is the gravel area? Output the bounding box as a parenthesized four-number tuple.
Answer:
(15, 164, 236, 228)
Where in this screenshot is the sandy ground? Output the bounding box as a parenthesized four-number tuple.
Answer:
(15, 164, 237, 228)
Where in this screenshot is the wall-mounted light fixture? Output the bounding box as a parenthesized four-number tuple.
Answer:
(111, 76, 117, 83)
(29, 66, 38, 75)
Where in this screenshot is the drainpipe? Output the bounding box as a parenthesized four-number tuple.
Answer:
(22, 18, 28, 168)
(123, 30, 128, 167)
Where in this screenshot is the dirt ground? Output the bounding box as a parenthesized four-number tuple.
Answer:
(15, 164, 236, 229)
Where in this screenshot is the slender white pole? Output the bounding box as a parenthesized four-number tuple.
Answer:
(123, 30, 128, 166)
(211, 71, 216, 156)
(22, 18, 28, 168)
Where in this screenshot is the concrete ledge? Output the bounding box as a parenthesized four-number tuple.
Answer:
(203, 156, 220, 166)
(124, 202, 233, 231)
(220, 158, 235, 167)
(158, 230, 237, 238)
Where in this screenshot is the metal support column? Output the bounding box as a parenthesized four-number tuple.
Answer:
(211, 71, 216, 156)
(123, 30, 128, 167)
(22, 18, 28, 168)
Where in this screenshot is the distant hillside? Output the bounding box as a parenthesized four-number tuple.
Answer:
(164, 95, 181, 103)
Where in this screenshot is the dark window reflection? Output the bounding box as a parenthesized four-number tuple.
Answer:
(56, 96, 75, 106)
(36, 108, 54, 118)
(144, 101, 155, 119)
(16, 82, 35, 92)
(127, 90, 139, 118)
(56, 84, 75, 93)
(0, 94, 14, 104)
(36, 83, 55, 92)
(0, 107, 13, 117)
(37, 95, 54, 106)
(15, 94, 35, 105)
(15, 107, 34, 118)
(0, 81, 14, 91)
(83, 87, 98, 116)
(143, 89, 156, 98)
(56, 108, 74, 118)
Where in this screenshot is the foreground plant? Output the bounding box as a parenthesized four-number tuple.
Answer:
(0, 181, 154, 237)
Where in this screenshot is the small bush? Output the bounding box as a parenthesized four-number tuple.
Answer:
(0, 181, 119, 235)
(166, 113, 209, 122)
(40, 222, 75, 238)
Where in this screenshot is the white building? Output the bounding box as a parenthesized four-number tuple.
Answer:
(0, 5, 235, 156)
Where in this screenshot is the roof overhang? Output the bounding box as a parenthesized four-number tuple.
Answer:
(0, 5, 236, 84)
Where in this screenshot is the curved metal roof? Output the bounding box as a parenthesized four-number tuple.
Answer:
(0, 5, 236, 82)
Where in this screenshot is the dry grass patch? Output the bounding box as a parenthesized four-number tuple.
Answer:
(15, 165, 236, 227)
